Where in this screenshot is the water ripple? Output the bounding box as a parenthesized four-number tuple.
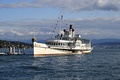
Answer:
(1, 49, 120, 80)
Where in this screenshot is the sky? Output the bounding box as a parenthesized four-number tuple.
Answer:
(0, 0, 120, 43)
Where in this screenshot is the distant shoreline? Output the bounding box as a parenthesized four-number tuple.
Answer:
(0, 40, 32, 49)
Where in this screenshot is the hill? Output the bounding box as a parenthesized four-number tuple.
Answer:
(92, 39, 120, 49)
(92, 39, 120, 43)
(0, 40, 32, 48)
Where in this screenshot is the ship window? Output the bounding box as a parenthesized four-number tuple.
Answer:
(63, 43, 65, 45)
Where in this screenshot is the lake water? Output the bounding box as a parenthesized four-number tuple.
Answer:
(0, 49, 120, 80)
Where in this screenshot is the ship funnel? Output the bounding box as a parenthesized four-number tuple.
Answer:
(70, 24, 73, 29)
(69, 24, 74, 32)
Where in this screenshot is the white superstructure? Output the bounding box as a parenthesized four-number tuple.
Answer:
(32, 25, 93, 56)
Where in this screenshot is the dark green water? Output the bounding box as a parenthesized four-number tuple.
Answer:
(0, 49, 120, 80)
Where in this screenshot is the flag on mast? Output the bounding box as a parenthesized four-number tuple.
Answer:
(61, 15, 63, 20)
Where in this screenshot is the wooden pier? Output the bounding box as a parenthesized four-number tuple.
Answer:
(0, 47, 26, 55)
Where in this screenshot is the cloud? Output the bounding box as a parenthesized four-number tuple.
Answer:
(0, 17, 120, 40)
(10, 30, 24, 36)
(95, 0, 120, 11)
(0, 19, 57, 41)
(0, 2, 39, 8)
(0, 0, 120, 11)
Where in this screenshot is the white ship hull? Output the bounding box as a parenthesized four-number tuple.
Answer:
(33, 42, 73, 56)
(34, 47, 73, 57)
(33, 42, 92, 57)
(82, 49, 93, 54)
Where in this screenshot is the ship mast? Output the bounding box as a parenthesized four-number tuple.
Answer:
(55, 12, 64, 39)
(59, 14, 63, 34)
